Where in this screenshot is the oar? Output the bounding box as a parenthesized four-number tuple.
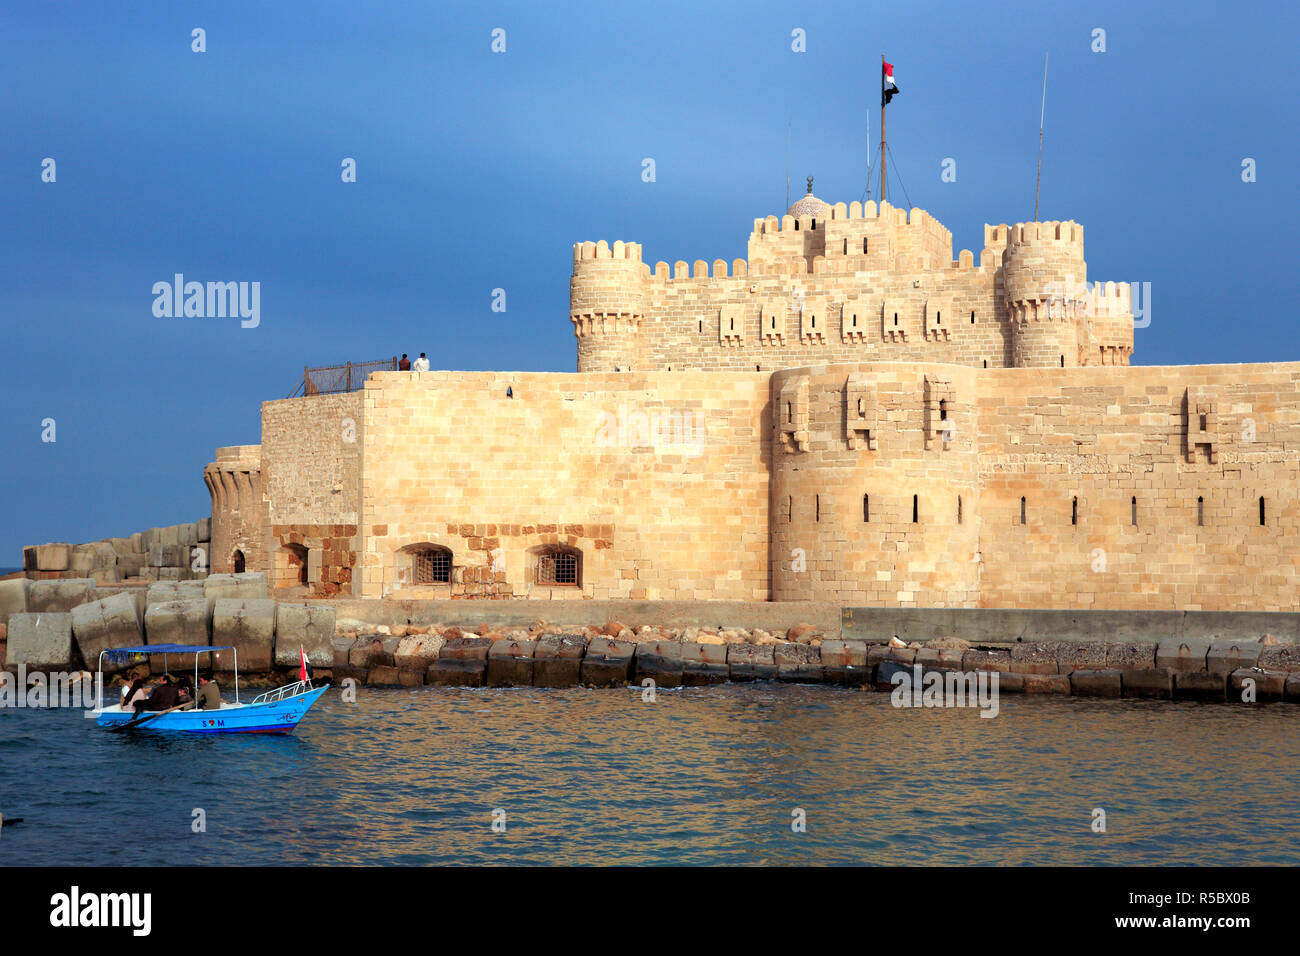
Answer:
(108, 702, 190, 733)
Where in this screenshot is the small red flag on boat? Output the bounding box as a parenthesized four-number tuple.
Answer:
(299, 646, 309, 683)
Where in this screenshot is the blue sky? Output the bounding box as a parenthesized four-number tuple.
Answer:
(1, 0, 1296, 561)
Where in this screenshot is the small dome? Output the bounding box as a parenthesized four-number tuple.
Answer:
(787, 176, 830, 219)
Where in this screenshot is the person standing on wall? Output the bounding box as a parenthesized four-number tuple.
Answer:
(412, 352, 430, 371)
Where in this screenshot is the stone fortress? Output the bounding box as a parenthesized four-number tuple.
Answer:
(200, 183, 1299, 613)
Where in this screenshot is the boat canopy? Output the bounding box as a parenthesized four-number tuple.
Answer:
(105, 644, 236, 660)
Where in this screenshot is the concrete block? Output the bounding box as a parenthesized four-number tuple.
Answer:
(1285, 674, 1300, 702)
(366, 665, 401, 687)
(1022, 673, 1070, 694)
(1069, 669, 1123, 698)
(580, 637, 634, 687)
(1260, 644, 1300, 672)
(144, 599, 210, 648)
(1206, 638, 1263, 676)
(1174, 671, 1227, 701)
(6, 612, 76, 669)
(35, 543, 71, 572)
(487, 639, 536, 687)
(393, 634, 445, 669)
(1156, 637, 1211, 673)
(0, 579, 32, 623)
(1106, 642, 1157, 672)
(867, 644, 916, 667)
(274, 604, 336, 668)
(210, 598, 276, 672)
(727, 643, 777, 681)
(197, 518, 211, 542)
(995, 672, 1025, 692)
(533, 633, 587, 687)
(68, 548, 95, 573)
(91, 568, 121, 585)
(634, 640, 683, 688)
(1124, 668, 1175, 699)
(775, 643, 823, 682)
(176, 523, 198, 547)
(156, 525, 180, 547)
(397, 666, 425, 687)
(438, 636, 493, 661)
(1009, 641, 1065, 674)
(915, 647, 964, 671)
(349, 636, 387, 669)
(158, 567, 181, 582)
(28, 579, 95, 613)
(1054, 641, 1108, 674)
(70, 592, 143, 673)
(1229, 668, 1286, 703)
(22, 546, 37, 571)
(819, 639, 868, 668)
(138, 567, 159, 581)
(962, 648, 1011, 672)
(116, 554, 147, 578)
(108, 537, 135, 557)
(681, 641, 729, 685)
(426, 658, 485, 687)
(204, 572, 266, 601)
(130, 532, 146, 553)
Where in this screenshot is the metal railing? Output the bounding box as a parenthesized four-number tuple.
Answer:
(250, 680, 314, 705)
(287, 357, 398, 398)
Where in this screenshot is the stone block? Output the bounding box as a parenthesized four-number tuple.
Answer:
(438, 636, 493, 660)
(1054, 641, 1108, 674)
(1174, 671, 1227, 701)
(1106, 642, 1157, 672)
(487, 639, 536, 687)
(0, 579, 32, 623)
(35, 543, 71, 572)
(273, 603, 337, 668)
(1022, 673, 1070, 694)
(157, 526, 180, 547)
(204, 573, 267, 602)
(1206, 638, 1263, 676)
(1069, 669, 1123, 698)
(176, 523, 198, 547)
(348, 636, 384, 669)
(681, 641, 729, 685)
(727, 643, 778, 681)
(28, 579, 95, 613)
(210, 598, 276, 672)
(393, 634, 445, 670)
(70, 592, 143, 674)
(635, 640, 683, 689)
(116, 553, 147, 578)
(1155, 637, 1211, 673)
(1285, 674, 1300, 703)
(867, 644, 916, 667)
(158, 567, 181, 581)
(144, 599, 210, 647)
(580, 637, 634, 687)
(138, 567, 159, 581)
(1009, 641, 1064, 674)
(426, 658, 485, 687)
(533, 633, 587, 687)
(962, 648, 1010, 672)
(995, 672, 1024, 693)
(819, 640, 868, 668)
(130, 532, 146, 553)
(366, 665, 401, 687)
(1124, 668, 1174, 699)
(1260, 644, 1300, 672)
(1228, 668, 1286, 703)
(6, 612, 76, 669)
(197, 518, 212, 542)
(108, 537, 135, 557)
(915, 647, 964, 671)
(775, 643, 823, 682)
(823, 664, 873, 687)
(397, 666, 425, 687)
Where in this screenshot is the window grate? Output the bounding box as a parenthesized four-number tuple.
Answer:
(414, 548, 451, 584)
(537, 551, 578, 586)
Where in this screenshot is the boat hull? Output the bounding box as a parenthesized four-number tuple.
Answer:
(96, 686, 329, 734)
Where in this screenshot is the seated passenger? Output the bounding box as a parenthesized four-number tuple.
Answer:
(134, 675, 178, 716)
(121, 677, 147, 710)
(195, 675, 222, 711)
(174, 675, 195, 708)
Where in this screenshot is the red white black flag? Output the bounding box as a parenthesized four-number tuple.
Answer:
(882, 60, 899, 106)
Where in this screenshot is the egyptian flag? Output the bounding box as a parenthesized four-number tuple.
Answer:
(299, 646, 313, 683)
(882, 60, 899, 105)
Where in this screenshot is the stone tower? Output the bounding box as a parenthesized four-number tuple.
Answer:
(569, 240, 645, 371)
(1001, 220, 1088, 368)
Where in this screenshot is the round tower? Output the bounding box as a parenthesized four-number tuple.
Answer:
(203, 445, 263, 574)
(570, 239, 646, 372)
(1002, 220, 1087, 368)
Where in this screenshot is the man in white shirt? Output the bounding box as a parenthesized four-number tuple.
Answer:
(412, 352, 430, 372)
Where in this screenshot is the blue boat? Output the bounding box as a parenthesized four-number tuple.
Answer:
(92, 644, 329, 734)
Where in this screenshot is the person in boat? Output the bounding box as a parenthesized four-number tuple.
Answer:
(134, 674, 179, 716)
(195, 674, 222, 711)
(120, 677, 148, 710)
(174, 675, 195, 708)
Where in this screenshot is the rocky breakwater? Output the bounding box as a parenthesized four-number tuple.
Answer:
(18, 520, 213, 585)
(0, 572, 337, 689)
(329, 619, 1300, 705)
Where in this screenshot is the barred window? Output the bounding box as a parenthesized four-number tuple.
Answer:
(412, 546, 451, 585)
(534, 547, 580, 586)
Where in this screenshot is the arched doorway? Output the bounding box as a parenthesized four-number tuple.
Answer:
(283, 543, 309, 587)
(233, 550, 246, 573)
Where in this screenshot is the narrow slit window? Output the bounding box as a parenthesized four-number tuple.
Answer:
(1260, 496, 1266, 526)
(1020, 496, 1026, 525)
(1197, 496, 1204, 526)
(1131, 496, 1138, 526)
(863, 238, 868, 254)
(699, 320, 702, 333)
(787, 495, 792, 522)
(893, 313, 898, 326)
(815, 495, 820, 521)
(912, 494, 919, 524)
(983, 359, 988, 368)
(970, 311, 975, 324)
(843, 238, 848, 255)
(863, 494, 870, 522)
(786, 401, 792, 424)
(957, 496, 963, 524)
(939, 399, 947, 421)
(1071, 497, 1078, 526)
(1060, 355, 1065, 367)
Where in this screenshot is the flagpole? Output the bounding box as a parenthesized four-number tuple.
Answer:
(1034, 53, 1048, 222)
(880, 54, 887, 204)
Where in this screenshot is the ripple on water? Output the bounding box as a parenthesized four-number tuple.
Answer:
(0, 685, 1297, 865)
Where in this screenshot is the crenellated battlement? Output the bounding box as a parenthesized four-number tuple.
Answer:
(572, 240, 643, 263)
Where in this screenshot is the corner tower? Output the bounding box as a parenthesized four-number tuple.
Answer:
(1002, 220, 1087, 368)
(571, 239, 646, 372)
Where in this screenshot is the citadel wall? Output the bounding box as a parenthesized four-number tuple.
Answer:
(355, 370, 771, 601)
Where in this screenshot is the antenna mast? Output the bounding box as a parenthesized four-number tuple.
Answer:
(1034, 53, 1048, 221)
(785, 117, 791, 210)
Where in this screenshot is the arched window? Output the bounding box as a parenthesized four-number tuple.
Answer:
(233, 550, 245, 574)
(283, 543, 308, 586)
(533, 545, 581, 587)
(410, 545, 452, 585)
